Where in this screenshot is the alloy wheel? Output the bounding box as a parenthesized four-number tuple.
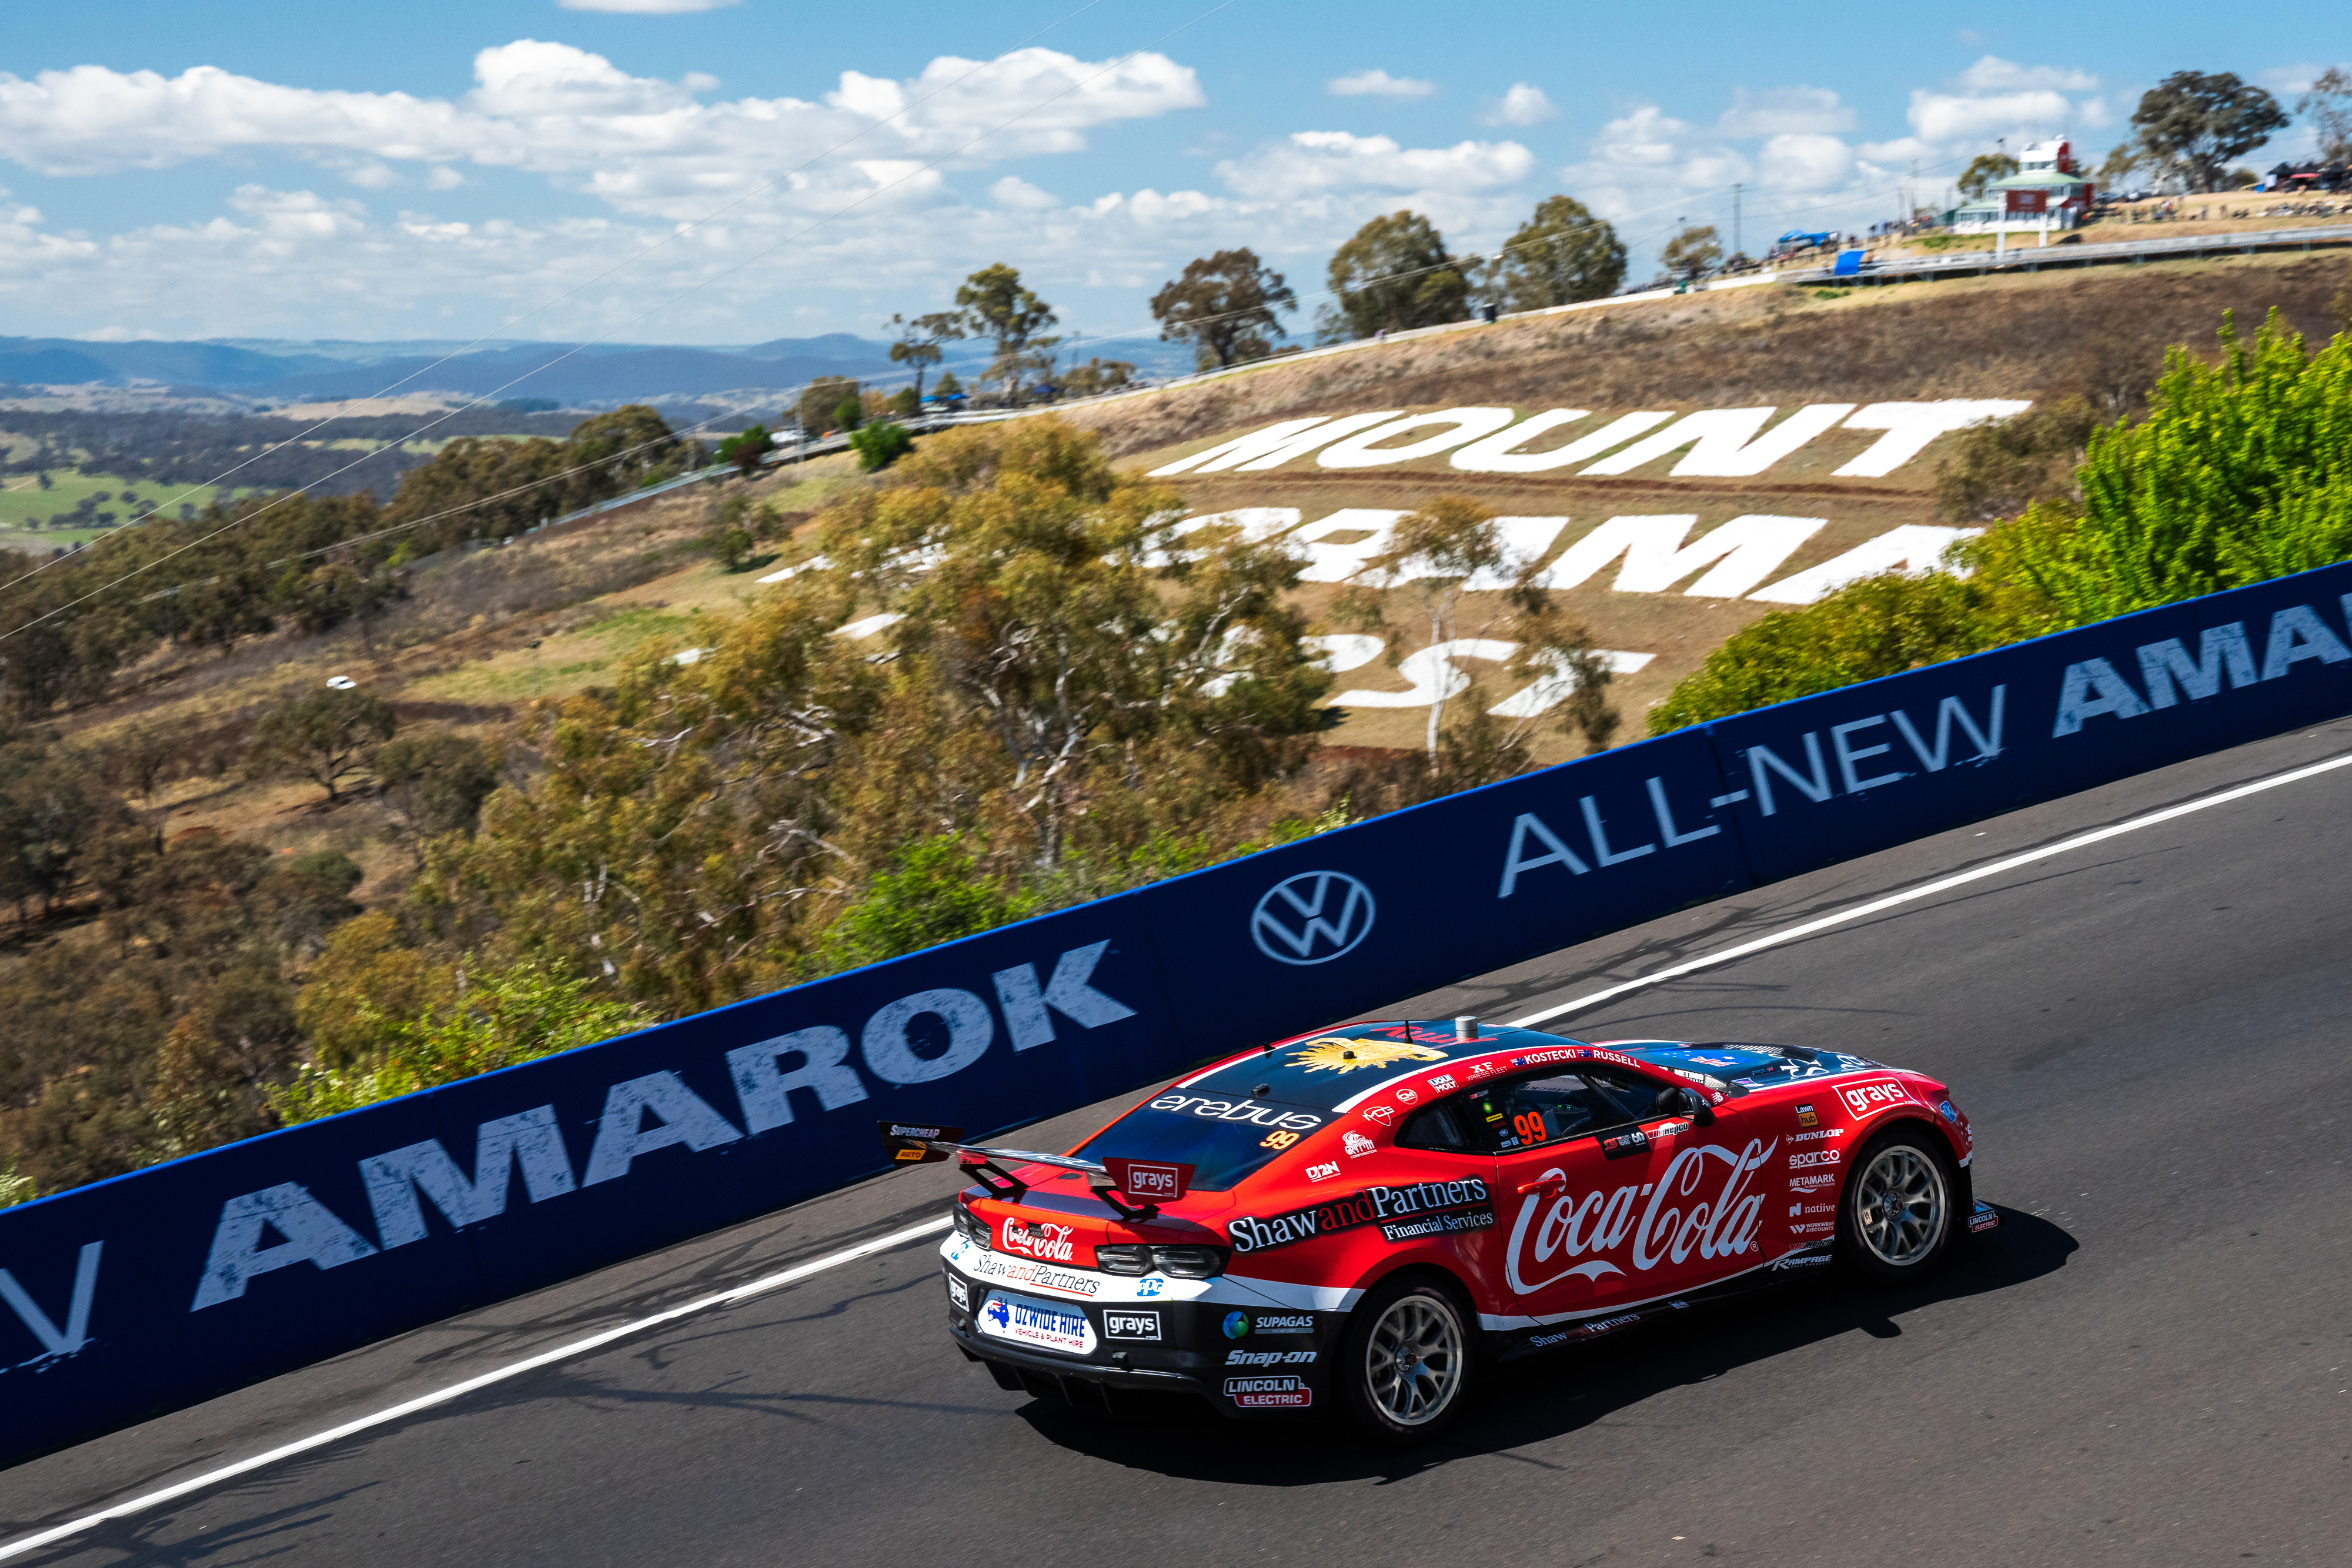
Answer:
(1855, 1143, 1948, 1267)
(1365, 1292, 1465, 1426)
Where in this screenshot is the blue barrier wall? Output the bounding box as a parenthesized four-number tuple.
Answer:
(6, 560, 2352, 1463)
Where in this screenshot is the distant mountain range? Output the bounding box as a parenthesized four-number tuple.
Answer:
(0, 331, 1190, 407)
(0, 333, 904, 405)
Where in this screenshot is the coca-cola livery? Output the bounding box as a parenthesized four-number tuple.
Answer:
(890, 1017, 1994, 1442)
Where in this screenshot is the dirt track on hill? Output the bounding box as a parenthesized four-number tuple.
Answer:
(1061, 251, 2352, 459)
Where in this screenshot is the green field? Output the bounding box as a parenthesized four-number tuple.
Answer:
(0, 469, 231, 555)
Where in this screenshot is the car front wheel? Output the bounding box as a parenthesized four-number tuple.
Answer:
(1337, 1275, 1475, 1443)
(1838, 1126, 1956, 1284)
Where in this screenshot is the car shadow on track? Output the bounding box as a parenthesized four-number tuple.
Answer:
(1011, 1209, 2077, 1481)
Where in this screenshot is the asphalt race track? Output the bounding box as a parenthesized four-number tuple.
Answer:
(8, 719, 2352, 1566)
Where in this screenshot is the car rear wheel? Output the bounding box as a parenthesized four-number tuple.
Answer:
(1337, 1275, 1474, 1443)
(1837, 1126, 1956, 1284)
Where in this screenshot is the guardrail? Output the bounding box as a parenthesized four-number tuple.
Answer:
(6, 561, 2352, 1463)
(1773, 222, 2352, 286)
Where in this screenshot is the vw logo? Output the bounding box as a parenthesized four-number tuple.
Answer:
(1250, 871, 1377, 965)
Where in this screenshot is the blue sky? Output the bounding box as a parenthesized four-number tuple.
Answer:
(0, 1, 2339, 349)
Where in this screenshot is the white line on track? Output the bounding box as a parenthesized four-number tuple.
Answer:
(1506, 747, 2352, 1030)
(0, 1216, 953, 1563)
(10, 745, 2351, 1561)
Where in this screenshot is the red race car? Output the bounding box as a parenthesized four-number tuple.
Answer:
(887, 1017, 1995, 1442)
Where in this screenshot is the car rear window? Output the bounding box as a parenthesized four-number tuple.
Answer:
(1073, 1092, 1331, 1192)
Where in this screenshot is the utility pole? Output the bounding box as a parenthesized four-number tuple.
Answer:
(1732, 183, 1742, 259)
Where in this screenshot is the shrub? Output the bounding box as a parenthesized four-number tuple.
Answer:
(847, 420, 915, 472)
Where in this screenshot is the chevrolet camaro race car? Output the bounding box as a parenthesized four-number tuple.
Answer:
(884, 1018, 1997, 1442)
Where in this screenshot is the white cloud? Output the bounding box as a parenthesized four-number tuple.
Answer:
(1217, 131, 1530, 200)
(1907, 87, 2073, 145)
(1955, 57, 2099, 92)
(1896, 57, 2106, 154)
(1716, 86, 1855, 138)
(1757, 132, 1855, 191)
(1480, 84, 1557, 127)
(560, 0, 739, 9)
(0, 41, 1206, 218)
(1328, 69, 1434, 99)
(990, 175, 1058, 209)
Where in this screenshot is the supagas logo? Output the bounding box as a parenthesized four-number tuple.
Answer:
(1251, 871, 1376, 965)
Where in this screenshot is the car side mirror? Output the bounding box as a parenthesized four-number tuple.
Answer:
(1663, 1085, 1716, 1126)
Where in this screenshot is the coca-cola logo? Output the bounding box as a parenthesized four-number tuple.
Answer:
(1505, 1138, 1778, 1295)
(1836, 1078, 1912, 1119)
(1000, 1218, 1076, 1262)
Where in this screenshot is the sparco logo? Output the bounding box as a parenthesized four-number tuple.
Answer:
(1250, 871, 1376, 965)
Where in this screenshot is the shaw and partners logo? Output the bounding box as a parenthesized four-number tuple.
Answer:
(1250, 871, 1376, 965)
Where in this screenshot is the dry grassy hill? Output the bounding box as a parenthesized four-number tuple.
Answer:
(1044, 250, 2351, 754)
(25, 250, 2352, 891)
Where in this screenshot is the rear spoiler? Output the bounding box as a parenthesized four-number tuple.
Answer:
(878, 1121, 1191, 1221)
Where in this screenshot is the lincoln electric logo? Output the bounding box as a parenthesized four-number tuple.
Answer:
(1250, 871, 1376, 965)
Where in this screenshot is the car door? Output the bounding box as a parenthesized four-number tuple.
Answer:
(1474, 1065, 1768, 1320)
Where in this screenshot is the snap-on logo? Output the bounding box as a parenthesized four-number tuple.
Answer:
(1250, 872, 1377, 965)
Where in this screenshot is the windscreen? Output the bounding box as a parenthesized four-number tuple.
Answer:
(1073, 1091, 1332, 1192)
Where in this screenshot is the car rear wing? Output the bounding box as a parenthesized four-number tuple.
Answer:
(877, 1122, 1191, 1221)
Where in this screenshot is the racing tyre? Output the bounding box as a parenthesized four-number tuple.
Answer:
(1836, 1126, 1957, 1285)
(1337, 1275, 1475, 1444)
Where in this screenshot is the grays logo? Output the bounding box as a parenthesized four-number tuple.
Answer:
(1250, 871, 1377, 965)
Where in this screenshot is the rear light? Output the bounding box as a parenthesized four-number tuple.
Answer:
(1150, 1245, 1228, 1279)
(953, 1205, 989, 1248)
(1094, 1244, 1152, 1275)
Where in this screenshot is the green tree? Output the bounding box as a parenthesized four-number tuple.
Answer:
(816, 834, 1032, 969)
(2132, 71, 2288, 190)
(1058, 359, 1135, 397)
(954, 263, 1060, 403)
(799, 376, 860, 434)
(2095, 142, 2143, 190)
(562, 405, 693, 493)
(251, 687, 398, 802)
(270, 963, 644, 1124)
(1339, 496, 1618, 762)
(1959, 152, 2021, 200)
(714, 424, 771, 478)
(373, 732, 498, 851)
(1321, 212, 1468, 340)
(933, 370, 964, 401)
(846, 421, 914, 472)
(1485, 196, 1627, 310)
(1150, 249, 1298, 369)
(1661, 225, 1723, 280)
(2300, 66, 2352, 165)
(887, 311, 963, 402)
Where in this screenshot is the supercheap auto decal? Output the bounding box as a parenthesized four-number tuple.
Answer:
(1226, 1177, 1495, 1253)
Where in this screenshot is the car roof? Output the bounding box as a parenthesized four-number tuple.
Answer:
(1171, 1021, 1593, 1112)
